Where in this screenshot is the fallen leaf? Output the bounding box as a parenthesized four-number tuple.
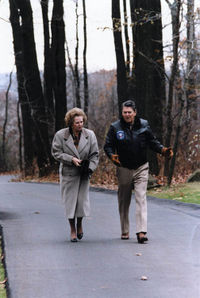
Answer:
(0, 278, 7, 284)
(172, 197, 183, 200)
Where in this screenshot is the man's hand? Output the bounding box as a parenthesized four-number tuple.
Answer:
(161, 147, 173, 159)
(111, 154, 121, 166)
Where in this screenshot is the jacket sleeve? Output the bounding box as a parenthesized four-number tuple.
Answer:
(51, 132, 73, 165)
(146, 123, 163, 153)
(88, 131, 99, 172)
(104, 125, 116, 158)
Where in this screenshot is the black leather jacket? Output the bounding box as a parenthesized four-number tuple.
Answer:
(104, 117, 163, 170)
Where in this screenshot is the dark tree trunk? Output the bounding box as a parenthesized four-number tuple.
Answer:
(74, 1, 81, 108)
(112, 0, 128, 115)
(66, 41, 77, 107)
(168, 80, 184, 185)
(123, 0, 130, 76)
(15, 0, 51, 176)
(17, 100, 23, 172)
(83, 0, 89, 116)
(51, 0, 67, 131)
(41, 0, 55, 141)
(2, 71, 12, 171)
(9, 0, 35, 176)
(164, 0, 181, 176)
(130, 0, 166, 175)
(185, 0, 197, 118)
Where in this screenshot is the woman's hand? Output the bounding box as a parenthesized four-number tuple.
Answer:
(72, 157, 82, 167)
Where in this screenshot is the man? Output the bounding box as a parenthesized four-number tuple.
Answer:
(104, 100, 173, 243)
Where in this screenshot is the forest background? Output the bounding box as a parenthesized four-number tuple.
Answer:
(0, 0, 199, 188)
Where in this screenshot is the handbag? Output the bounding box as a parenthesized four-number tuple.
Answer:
(79, 159, 90, 177)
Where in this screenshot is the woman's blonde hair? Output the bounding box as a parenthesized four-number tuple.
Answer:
(64, 107, 87, 127)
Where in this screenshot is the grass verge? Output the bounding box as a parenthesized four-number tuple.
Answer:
(147, 182, 200, 205)
(0, 228, 7, 298)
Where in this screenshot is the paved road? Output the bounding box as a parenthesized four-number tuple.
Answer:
(0, 176, 200, 298)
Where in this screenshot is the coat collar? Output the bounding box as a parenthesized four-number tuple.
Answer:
(78, 128, 89, 154)
(64, 127, 89, 139)
(63, 127, 89, 157)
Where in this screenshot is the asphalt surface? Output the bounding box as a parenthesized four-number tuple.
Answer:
(0, 175, 200, 298)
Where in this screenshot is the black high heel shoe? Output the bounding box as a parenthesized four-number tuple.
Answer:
(70, 237, 77, 242)
(136, 232, 148, 244)
(77, 233, 83, 240)
(77, 225, 83, 240)
(70, 231, 78, 242)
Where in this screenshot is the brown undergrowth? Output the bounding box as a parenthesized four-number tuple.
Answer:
(9, 151, 193, 190)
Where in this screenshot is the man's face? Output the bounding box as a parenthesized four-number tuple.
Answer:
(72, 116, 84, 133)
(122, 106, 136, 124)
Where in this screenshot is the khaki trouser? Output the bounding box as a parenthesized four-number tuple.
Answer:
(116, 162, 149, 234)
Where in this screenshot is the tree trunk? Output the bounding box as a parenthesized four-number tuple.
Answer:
(123, 0, 130, 76)
(51, 0, 67, 131)
(15, 0, 51, 176)
(164, 0, 181, 176)
(2, 71, 12, 171)
(9, 0, 35, 176)
(112, 0, 128, 116)
(17, 100, 23, 172)
(168, 78, 184, 185)
(185, 0, 197, 119)
(82, 0, 89, 116)
(66, 40, 77, 107)
(41, 0, 55, 141)
(74, 1, 81, 108)
(130, 0, 165, 174)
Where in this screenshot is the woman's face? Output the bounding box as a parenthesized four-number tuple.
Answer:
(72, 116, 84, 133)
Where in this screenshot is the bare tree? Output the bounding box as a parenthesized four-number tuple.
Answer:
(112, 0, 128, 115)
(123, 0, 131, 76)
(164, 0, 181, 176)
(2, 71, 12, 171)
(83, 0, 89, 116)
(41, 0, 54, 140)
(185, 0, 197, 118)
(130, 0, 166, 174)
(17, 100, 23, 172)
(168, 77, 184, 185)
(51, 0, 67, 131)
(10, 0, 51, 176)
(167, 0, 199, 183)
(9, 0, 35, 176)
(74, 1, 81, 108)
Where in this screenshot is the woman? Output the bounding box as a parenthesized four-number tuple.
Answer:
(52, 108, 99, 242)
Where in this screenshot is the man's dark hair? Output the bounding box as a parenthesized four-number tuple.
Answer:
(122, 100, 136, 111)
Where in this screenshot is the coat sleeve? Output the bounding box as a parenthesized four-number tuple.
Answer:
(146, 122, 163, 153)
(104, 125, 116, 158)
(51, 132, 73, 165)
(88, 131, 99, 172)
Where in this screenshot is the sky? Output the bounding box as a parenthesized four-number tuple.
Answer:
(0, 0, 172, 74)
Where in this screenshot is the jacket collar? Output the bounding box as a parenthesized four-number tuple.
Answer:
(120, 116, 141, 130)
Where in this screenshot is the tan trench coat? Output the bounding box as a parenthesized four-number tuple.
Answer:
(51, 127, 99, 218)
